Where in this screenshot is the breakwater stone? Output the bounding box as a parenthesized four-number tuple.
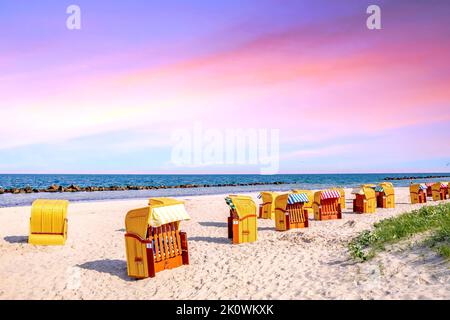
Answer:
(0, 181, 288, 194)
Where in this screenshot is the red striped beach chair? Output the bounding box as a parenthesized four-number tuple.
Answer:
(313, 189, 342, 221)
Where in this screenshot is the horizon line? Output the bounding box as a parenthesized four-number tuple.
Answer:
(1, 171, 450, 176)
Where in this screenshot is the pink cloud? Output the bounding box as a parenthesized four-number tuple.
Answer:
(2, 2, 449, 157)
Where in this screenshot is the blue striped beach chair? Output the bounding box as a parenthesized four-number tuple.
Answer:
(274, 193, 309, 231)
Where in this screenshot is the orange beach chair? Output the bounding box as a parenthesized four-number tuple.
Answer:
(124, 197, 190, 279)
(431, 182, 448, 201)
(352, 186, 376, 214)
(410, 184, 427, 204)
(258, 192, 278, 219)
(29, 199, 69, 245)
(273, 193, 309, 231)
(313, 190, 342, 221)
(225, 195, 257, 244)
(375, 183, 395, 208)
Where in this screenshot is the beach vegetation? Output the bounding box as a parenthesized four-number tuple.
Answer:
(349, 203, 450, 261)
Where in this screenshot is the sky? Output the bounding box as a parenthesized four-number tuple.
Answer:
(1, 0, 449, 174)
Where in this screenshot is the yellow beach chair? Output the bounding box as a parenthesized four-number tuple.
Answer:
(292, 189, 314, 215)
(425, 183, 434, 198)
(352, 186, 376, 214)
(376, 183, 395, 208)
(313, 190, 342, 221)
(274, 193, 309, 231)
(331, 187, 346, 209)
(29, 199, 68, 245)
(124, 197, 190, 279)
(431, 182, 448, 201)
(410, 184, 427, 204)
(258, 192, 278, 219)
(225, 195, 257, 244)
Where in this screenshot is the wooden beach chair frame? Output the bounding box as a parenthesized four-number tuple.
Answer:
(226, 195, 257, 244)
(313, 190, 342, 221)
(274, 193, 309, 231)
(352, 186, 376, 214)
(124, 198, 189, 279)
(410, 184, 427, 204)
(29, 199, 69, 245)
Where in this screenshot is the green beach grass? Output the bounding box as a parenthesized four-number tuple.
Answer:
(349, 203, 450, 261)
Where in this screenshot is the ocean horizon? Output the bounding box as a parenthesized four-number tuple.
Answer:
(0, 173, 449, 207)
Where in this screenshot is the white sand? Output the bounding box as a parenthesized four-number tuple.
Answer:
(0, 187, 449, 300)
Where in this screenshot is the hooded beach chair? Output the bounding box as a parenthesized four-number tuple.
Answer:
(258, 192, 278, 219)
(410, 183, 427, 204)
(331, 187, 346, 209)
(431, 182, 448, 201)
(29, 199, 68, 245)
(375, 183, 395, 208)
(225, 195, 257, 244)
(274, 193, 309, 231)
(352, 186, 376, 214)
(124, 197, 190, 279)
(425, 183, 434, 198)
(291, 189, 314, 215)
(313, 190, 342, 221)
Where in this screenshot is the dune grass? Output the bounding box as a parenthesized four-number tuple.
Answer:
(349, 203, 450, 261)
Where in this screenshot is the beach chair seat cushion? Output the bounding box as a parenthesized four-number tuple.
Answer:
(28, 234, 66, 245)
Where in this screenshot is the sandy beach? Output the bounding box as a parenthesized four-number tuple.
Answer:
(0, 187, 449, 300)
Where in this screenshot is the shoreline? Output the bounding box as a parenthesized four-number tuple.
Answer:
(0, 187, 286, 208)
(0, 190, 254, 210)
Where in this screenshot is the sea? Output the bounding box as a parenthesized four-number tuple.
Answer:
(0, 173, 448, 207)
